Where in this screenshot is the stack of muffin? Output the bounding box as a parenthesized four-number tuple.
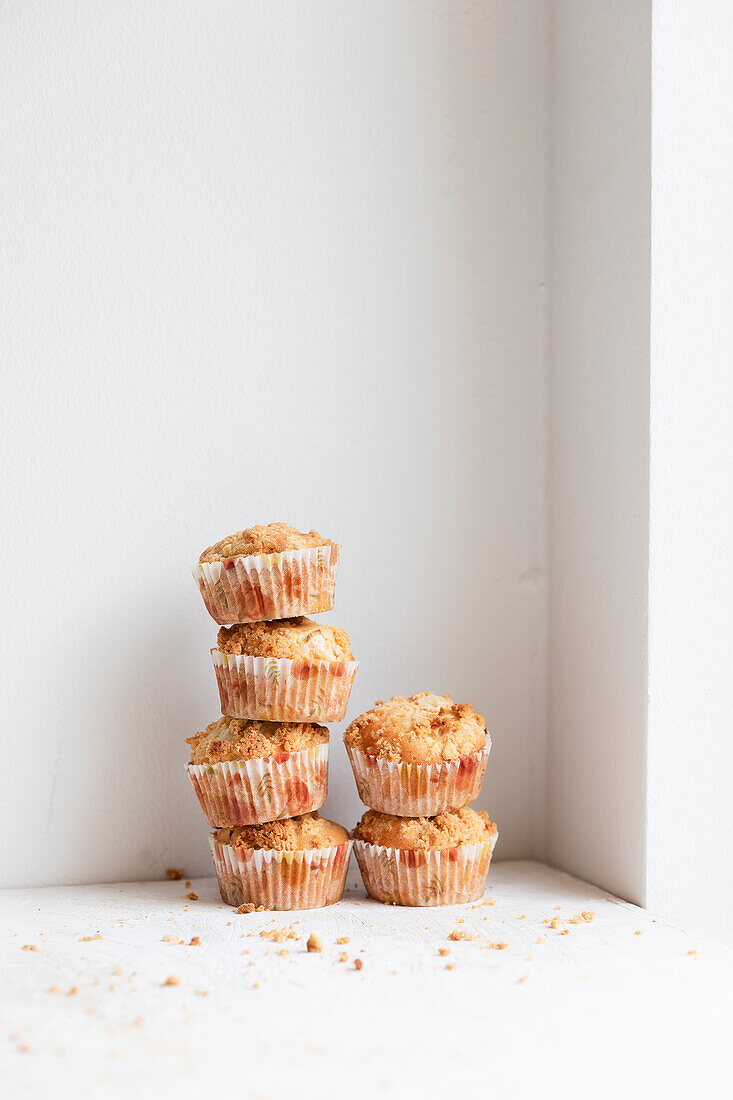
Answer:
(187, 523, 358, 910)
(344, 693, 499, 906)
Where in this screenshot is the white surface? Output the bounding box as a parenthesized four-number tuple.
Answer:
(647, 2, 733, 944)
(2, 860, 731, 1099)
(0, 1, 549, 885)
(547, 2, 651, 904)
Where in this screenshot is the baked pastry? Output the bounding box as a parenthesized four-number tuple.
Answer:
(186, 717, 329, 826)
(210, 812, 352, 910)
(352, 807, 498, 906)
(344, 693, 490, 815)
(212, 617, 358, 722)
(193, 523, 340, 625)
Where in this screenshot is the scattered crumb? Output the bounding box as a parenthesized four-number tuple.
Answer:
(448, 931, 473, 942)
(189, 937, 200, 947)
(438, 948, 451, 957)
(165, 869, 183, 881)
(163, 976, 180, 986)
(558, 929, 569, 936)
(307, 932, 323, 953)
(235, 903, 266, 914)
(68, 987, 78, 996)
(634, 930, 642, 935)
(456, 918, 465, 924)
(338, 952, 349, 963)
(518, 914, 527, 920)
(336, 936, 350, 945)
(186, 892, 199, 901)
(549, 917, 559, 929)
(47, 986, 58, 994)
(688, 950, 698, 956)
(277, 949, 289, 957)
(22, 945, 38, 952)
(79, 935, 102, 942)
(185, 881, 192, 888)
(354, 958, 363, 970)
(537, 937, 545, 944)
(445, 963, 456, 971)
(162, 935, 183, 945)
(518, 974, 529, 984)
(195, 990, 209, 997)
(260, 927, 298, 943)
(113, 968, 122, 976)
(569, 911, 595, 924)
(491, 942, 508, 950)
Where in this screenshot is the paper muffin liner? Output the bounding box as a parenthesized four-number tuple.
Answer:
(346, 742, 490, 816)
(187, 743, 329, 827)
(212, 651, 359, 722)
(210, 836, 353, 910)
(353, 833, 498, 906)
(193, 544, 340, 625)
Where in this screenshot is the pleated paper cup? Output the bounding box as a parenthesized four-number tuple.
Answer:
(353, 833, 498, 906)
(210, 836, 353, 910)
(186, 743, 329, 827)
(193, 544, 340, 625)
(346, 742, 490, 816)
(212, 651, 359, 722)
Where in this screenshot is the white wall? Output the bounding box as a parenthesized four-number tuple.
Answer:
(1, 1, 549, 886)
(647, 0, 733, 944)
(547, 1, 651, 904)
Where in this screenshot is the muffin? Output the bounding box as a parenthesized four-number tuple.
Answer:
(344, 693, 490, 816)
(353, 807, 498, 906)
(186, 717, 329, 826)
(210, 812, 353, 910)
(212, 617, 359, 722)
(193, 523, 340, 625)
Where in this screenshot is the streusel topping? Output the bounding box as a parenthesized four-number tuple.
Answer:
(353, 807, 496, 850)
(216, 813, 348, 852)
(187, 717, 328, 765)
(344, 693, 486, 763)
(199, 524, 334, 563)
(217, 617, 354, 662)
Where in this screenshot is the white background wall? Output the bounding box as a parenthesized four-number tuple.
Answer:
(547, 0, 651, 906)
(1, 1, 549, 886)
(647, 0, 733, 943)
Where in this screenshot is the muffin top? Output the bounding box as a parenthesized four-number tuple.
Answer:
(217, 617, 354, 662)
(343, 692, 486, 763)
(216, 812, 349, 852)
(187, 716, 328, 765)
(199, 523, 334, 563)
(353, 807, 496, 850)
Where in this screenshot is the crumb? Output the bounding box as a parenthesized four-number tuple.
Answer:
(185, 881, 192, 888)
(537, 937, 545, 943)
(456, 918, 464, 924)
(22, 945, 38, 952)
(166, 869, 183, 880)
(558, 929, 569, 936)
(354, 958, 363, 970)
(163, 976, 180, 986)
(438, 948, 450, 957)
(307, 932, 323, 953)
(336, 936, 350, 945)
(688, 949, 698, 956)
(518, 974, 529, 984)
(113, 968, 122, 975)
(68, 987, 78, 996)
(518, 914, 527, 919)
(47, 986, 58, 994)
(493, 942, 508, 950)
(79, 935, 102, 942)
(17, 1045, 31, 1054)
(235, 903, 266, 914)
(189, 937, 200, 946)
(555, 905, 561, 910)
(445, 963, 456, 971)
(186, 892, 199, 901)
(338, 952, 349, 963)
(568, 911, 595, 924)
(277, 949, 289, 957)
(162, 935, 183, 944)
(253, 982, 259, 989)
(448, 931, 473, 942)
(634, 930, 642, 935)
(195, 990, 209, 997)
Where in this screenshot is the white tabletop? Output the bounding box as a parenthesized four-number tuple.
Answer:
(2, 859, 731, 1099)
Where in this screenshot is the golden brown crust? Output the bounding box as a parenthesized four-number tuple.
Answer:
(187, 717, 328, 764)
(353, 807, 496, 850)
(200, 524, 334, 563)
(216, 812, 348, 852)
(343, 693, 486, 763)
(217, 617, 354, 661)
